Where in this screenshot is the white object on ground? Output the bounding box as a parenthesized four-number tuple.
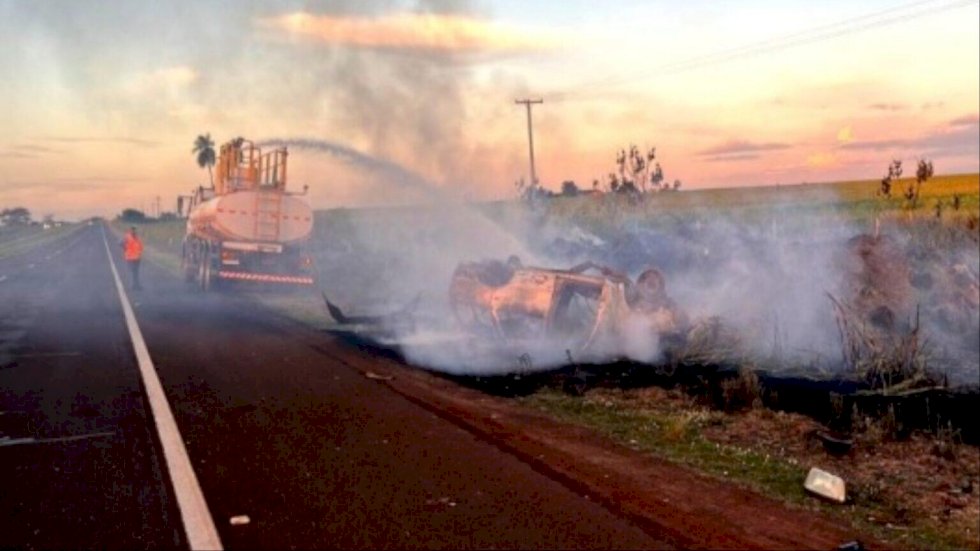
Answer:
(804, 467, 846, 503)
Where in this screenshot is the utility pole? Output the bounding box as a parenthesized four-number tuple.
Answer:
(515, 98, 543, 188)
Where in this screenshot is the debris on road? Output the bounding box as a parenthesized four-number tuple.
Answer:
(229, 515, 251, 526)
(804, 467, 847, 503)
(0, 431, 115, 448)
(365, 371, 394, 381)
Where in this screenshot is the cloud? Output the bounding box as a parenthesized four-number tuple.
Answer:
(949, 113, 979, 127)
(697, 140, 791, 157)
(868, 103, 906, 111)
(806, 152, 837, 168)
(703, 153, 759, 163)
(837, 126, 855, 145)
(840, 120, 979, 155)
(256, 12, 561, 54)
(122, 65, 196, 95)
(0, 143, 63, 159)
(1, 176, 145, 192)
(10, 144, 61, 154)
(39, 136, 160, 147)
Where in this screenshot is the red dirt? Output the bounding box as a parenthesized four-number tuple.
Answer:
(326, 345, 885, 550)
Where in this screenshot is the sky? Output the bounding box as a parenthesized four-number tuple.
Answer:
(0, 0, 978, 219)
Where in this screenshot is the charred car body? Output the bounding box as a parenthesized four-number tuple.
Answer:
(449, 258, 687, 357)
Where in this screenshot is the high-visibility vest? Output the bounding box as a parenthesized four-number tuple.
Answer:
(123, 234, 143, 261)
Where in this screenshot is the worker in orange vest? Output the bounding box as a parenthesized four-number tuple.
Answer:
(120, 226, 144, 291)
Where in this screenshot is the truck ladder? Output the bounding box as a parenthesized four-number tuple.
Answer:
(254, 192, 282, 242)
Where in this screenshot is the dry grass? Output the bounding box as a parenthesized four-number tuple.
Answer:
(526, 385, 980, 550)
(828, 294, 936, 391)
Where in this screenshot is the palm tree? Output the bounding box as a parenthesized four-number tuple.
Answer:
(192, 133, 216, 187)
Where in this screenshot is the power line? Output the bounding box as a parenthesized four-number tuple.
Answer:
(550, 0, 977, 101)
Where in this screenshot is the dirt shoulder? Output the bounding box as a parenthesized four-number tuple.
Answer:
(309, 335, 882, 550)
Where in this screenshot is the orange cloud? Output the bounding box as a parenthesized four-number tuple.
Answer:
(123, 66, 197, 95)
(257, 12, 560, 53)
(807, 152, 837, 168)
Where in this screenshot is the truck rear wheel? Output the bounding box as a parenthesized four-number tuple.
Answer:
(198, 248, 213, 292)
(181, 241, 196, 283)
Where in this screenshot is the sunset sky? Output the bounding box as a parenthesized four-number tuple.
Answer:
(1, 0, 978, 219)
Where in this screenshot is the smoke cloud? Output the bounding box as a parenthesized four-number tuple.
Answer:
(310, 186, 978, 385)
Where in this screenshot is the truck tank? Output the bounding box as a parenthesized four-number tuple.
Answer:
(187, 191, 313, 243)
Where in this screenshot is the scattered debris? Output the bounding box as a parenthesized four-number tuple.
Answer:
(229, 515, 251, 526)
(0, 431, 114, 448)
(364, 371, 394, 381)
(807, 429, 853, 456)
(322, 292, 418, 329)
(10, 351, 83, 358)
(804, 467, 847, 503)
(961, 478, 974, 495)
(425, 496, 457, 508)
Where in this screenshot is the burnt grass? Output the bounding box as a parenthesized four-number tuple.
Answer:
(327, 329, 980, 445)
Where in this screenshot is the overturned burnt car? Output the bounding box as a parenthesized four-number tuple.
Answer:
(449, 257, 687, 357)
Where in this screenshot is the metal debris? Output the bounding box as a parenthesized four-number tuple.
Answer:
(229, 515, 251, 526)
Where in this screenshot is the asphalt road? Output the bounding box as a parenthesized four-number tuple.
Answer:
(0, 226, 178, 548)
(0, 224, 671, 549)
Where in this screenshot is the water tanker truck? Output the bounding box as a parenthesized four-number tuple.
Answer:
(181, 138, 315, 290)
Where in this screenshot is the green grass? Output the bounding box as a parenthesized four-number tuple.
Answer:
(522, 389, 967, 550)
(523, 389, 805, 497)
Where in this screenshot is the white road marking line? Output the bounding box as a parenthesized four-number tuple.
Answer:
(101, 227, 223, 551)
